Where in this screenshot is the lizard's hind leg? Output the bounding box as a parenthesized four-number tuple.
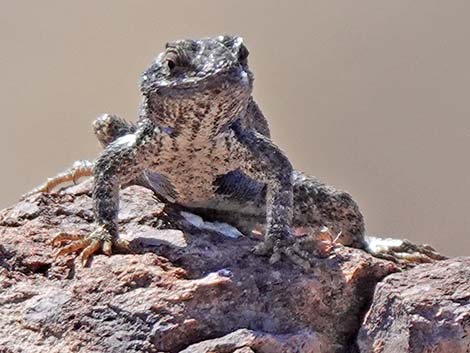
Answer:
(292, 171, 447, 266)
(292, 171, 366, 249)
(24, 114, 135, 198)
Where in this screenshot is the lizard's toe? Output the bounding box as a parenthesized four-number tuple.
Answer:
(80, 239, 102, 266)
(52, 225, 129, 266)
(55, 237, 93, 258)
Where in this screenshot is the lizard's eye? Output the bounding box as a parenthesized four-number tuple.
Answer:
(167, 59, 176, 70)
(165, 51, 180, 71)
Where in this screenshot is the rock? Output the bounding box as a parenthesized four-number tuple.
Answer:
(179, 328, 333, 353)
(233, 348, 256, 353)
(0, 186, 396, 353)
(357, 257, 470, 353)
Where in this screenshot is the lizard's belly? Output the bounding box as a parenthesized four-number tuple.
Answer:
(166, 167, 219, 205)
(149, 146, 233, 205)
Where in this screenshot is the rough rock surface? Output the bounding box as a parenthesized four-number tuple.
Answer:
(357, 257, 470, 353)
(1, 185, 468, 353)
(0, 185, 396, 353)
(178, 328, 329, 353)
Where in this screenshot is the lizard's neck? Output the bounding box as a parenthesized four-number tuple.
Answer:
(142, 93, 250, 139)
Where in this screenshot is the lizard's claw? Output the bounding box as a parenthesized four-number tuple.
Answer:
(52, 226, 130, 266)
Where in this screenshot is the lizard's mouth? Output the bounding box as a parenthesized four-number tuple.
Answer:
(153, 67, 252, 97)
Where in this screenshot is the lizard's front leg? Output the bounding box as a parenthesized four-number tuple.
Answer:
(229, 122, 312, 269)
(53, 119, 164, 265)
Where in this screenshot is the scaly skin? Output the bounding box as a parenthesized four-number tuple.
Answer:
(28, 35, 445, 267)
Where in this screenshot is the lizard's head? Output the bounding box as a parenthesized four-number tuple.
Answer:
(141, 35, 253, 127)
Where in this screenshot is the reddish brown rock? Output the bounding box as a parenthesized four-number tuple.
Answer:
(179, 328, 332, 353)
(357, 257, 470, 353)
(0, 186, 395, 353)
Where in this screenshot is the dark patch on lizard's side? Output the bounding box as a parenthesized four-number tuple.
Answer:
(214, 170, 266, 204)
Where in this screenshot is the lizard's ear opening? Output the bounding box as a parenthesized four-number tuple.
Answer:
(231, 36, 249, 64)
(237, 43, 249, 63)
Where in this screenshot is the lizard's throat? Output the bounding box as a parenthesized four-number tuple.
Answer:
(152, 94, 249, 134)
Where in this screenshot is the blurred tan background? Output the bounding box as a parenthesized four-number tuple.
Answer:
(1, 1, 469, 256)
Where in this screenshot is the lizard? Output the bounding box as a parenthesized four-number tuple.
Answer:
(25, 35, 445, 269)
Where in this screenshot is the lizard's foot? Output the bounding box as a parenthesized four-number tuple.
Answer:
(52, 225, 130, 266)
(253, 231, 323, 271)
(365, 236, 447, 265)
(23, 160, 94, 198)
(93, 113, 135, 147)
(254, 227, 359, 270)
